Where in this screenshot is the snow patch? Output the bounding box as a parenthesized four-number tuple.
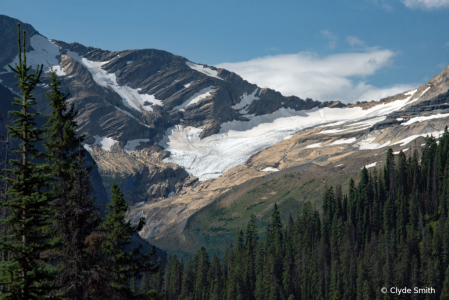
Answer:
(320, 116, 386, 134)
(124, 139, 150, 152)
(404, 89, 417, 97)
(199, 174, 221, 181)
(401, 113, 449, 126)
(393, 148, 409, 155)
(83, 144, 92, 152)
(173, 86, 214, 111)
(392, 130, 445, 146)
(358, 137, 391, 150)
(331, 137, 357, 145)
(305, 143, 322, 148)
(184, 81, 193, 88)
(186, 61, 222, 80)
(232, 88, 260, 114)
(66, 50, 163, 112)
(363, 162, 377, 169)
(126, 61, 133, 65)
(407, 86, 430, 105)
(3, 35, 66, 75)
(84, 136, 118, 152)
(260, 167, 279, 172)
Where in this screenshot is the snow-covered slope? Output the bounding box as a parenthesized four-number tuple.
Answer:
(186, 61, 222, 80)
(159, 87, 422, 180)
(65, 50, 161, 112)
(2, 34, 66, 75)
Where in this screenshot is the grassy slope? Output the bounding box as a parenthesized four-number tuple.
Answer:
(151, 163, 358, 258)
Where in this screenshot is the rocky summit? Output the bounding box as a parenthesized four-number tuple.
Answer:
(1, 14, 449, 254)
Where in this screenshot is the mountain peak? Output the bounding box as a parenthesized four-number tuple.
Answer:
(428, 64, 449, 91)
(0, 15, 40, 68)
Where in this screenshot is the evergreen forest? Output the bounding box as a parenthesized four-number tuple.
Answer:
(146, 134, 449, 300)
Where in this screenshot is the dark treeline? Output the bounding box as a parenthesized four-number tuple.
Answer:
(149, 132, 449, 300)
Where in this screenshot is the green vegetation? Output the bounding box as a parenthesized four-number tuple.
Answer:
(0, 25, 159, 299)
(169, 170, 353, 255)
(148, 130, 449, 299)
(0, 27, 60, 299)
(44, 62, 102, 300)
(100, 184, 159, 299)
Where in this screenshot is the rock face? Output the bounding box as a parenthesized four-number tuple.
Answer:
(2, 15, 449, 254)
(0, 15, 39, 69)
(0, 14, 336, 203)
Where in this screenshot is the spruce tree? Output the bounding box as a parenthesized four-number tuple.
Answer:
(43, 69, 103, 299)
(193, 247, 210, 300)
(179, 259, 192, 300)
(153, 257, 164, 295)
(0, 25, 60, 299)
(100, 183, 159, 299)
(442, 265, 449, 300)
(139, 272, 149, 295)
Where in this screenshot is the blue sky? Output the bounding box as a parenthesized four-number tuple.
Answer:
(1, 0, 448, 103)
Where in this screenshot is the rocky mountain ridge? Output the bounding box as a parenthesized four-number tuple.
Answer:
(1, 15, 449, 254)
(0, 14, 350, 201)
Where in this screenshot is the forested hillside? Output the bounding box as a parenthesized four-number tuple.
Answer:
(144, 132, 449, 300)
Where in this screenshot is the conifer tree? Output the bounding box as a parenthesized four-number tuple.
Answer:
(442, 265, 449, 300)
(208, 253, 222, 300)
(139, 272, 149, 295)
(178, 259, 192, 300)
(43, 69, 102, 299)
(101, 183, 158, 299)
(153, 257, 164, 295)
(193, 247, 210, 300)
(0, 117, 13, 268)
(0, 25, 60, 299)
(245, 214, 258, 253)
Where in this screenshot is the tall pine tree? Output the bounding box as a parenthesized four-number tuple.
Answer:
(0, 25, 60, 299)
(44, 69, 103, 299)
(100, 183, 159, 299)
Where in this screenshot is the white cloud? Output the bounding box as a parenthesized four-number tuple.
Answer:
(346, 36, 366, 47)
(370, 0, 395, 11)
(320, 30, 338, 49)
(402, 0, 449, 9)
(217, 50, 416, 104)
